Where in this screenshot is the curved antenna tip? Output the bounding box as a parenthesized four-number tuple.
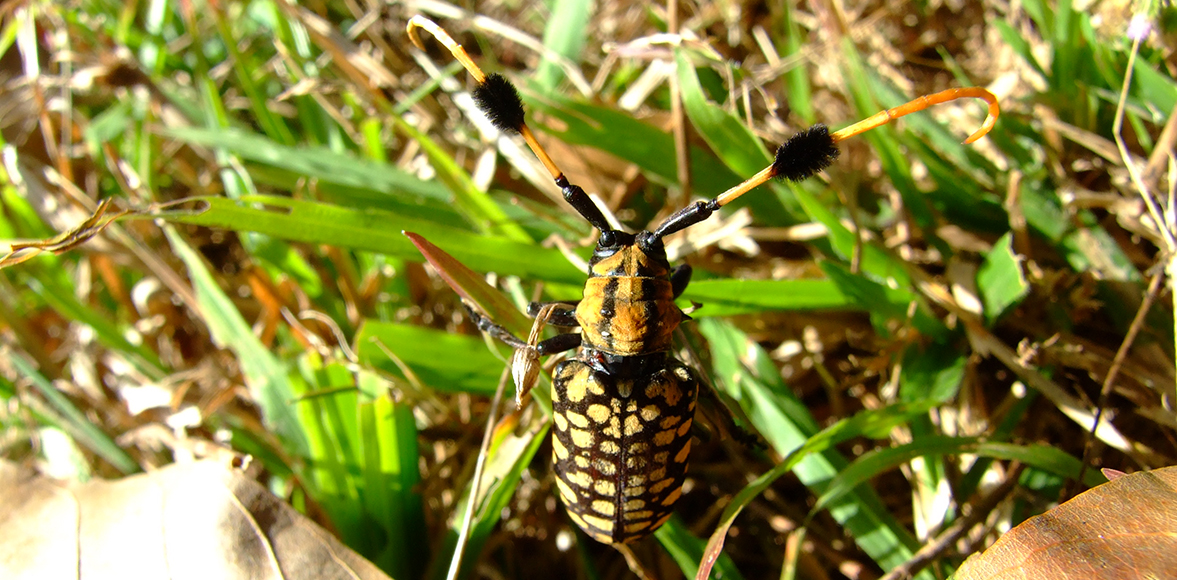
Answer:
(961, 89, 1000, 144)
(405, 16, 433, 51)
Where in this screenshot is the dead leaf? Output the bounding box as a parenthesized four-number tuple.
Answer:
(0, 199, 131, 268)
(956, 465, 1177, 580)
(0, 460, 392, 580)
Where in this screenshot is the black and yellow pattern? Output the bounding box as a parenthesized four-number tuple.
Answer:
(407, 13, 1000, 547)
(575, 242, 685, 358)
(551, 359, 698, 544)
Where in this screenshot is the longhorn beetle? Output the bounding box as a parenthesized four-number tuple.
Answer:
(407, 16, 999, 544)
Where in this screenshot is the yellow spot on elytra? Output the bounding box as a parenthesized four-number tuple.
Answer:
(653, 512, 674, 529)
(629, 441, 648, 454)
(677, 419, 692, 437)
(644, 381, 664, 400)
(626, 400, 637, 412)
(556, 477, 577, 503)
(587, 379, 605, 396)
(565, 377, 588, 403)
(623, 485, 646, 497)
(654, 429, 675, 446)
(624, 510, 654, 521)
(594, 458, 617, 476)
(640, 405, 659, 422)
(653, 451, 669, 465)
(553, 436, 569, 460)
(600, 440, 620, 454)
(649, 478, 673, 494)
(567, 470, 592, 488)
(662, 384, 682, 406)
(624, 415, 643, 436)
(594, 479, 616, 496)
(566, 411, 589, 428)
(661, 487, 682, 506)
(660, 415, 681, 429)
(626, 455, 647, 469)
(567, 510, 587, 528)
(570, 428, 593, 448)
(624, 520, 652, 534)
(580, 513, 613, 534)
(603, 417, 621, 438)
(553, 413, 568, 431)
(650, 467, 666, 480)
(587, 404, 610, 424)
(628, 474, 646, 487)
(624, 499, 647, 511)
(675, 440, 692, 463)
(574, 456, 589, 468)
(592, 500, 616, 517)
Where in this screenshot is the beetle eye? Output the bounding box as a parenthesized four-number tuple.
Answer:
(599, 230, 617, 247)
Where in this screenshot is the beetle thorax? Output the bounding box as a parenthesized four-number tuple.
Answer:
(575, 233, 684, 359)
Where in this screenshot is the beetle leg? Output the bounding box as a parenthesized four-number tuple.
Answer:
(523, 303, 581, 404)
(463, 302, 530, 349)
(670, 264, 693, 299)
(466, 303, 580, 354)
(693, 375, 767, 450)
(534, 333, 582, 355)
(527, 300, 580, 327)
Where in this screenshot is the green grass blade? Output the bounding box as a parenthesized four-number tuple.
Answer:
(812, 437, 1108, 514)
(653, 516, 745, 580)
(534, 0, 591, 91)
(25, 276, 166, 380)
(359, 391, 428, 579)
(390, 114, 532, 242)
(208, 4, 296, 146)
(977, 233, 1030, 324)
(8, 352, 138, 474)
(430, 415, 550, 580)
(157, 195, 584, 285)
(356, 321, 504, 396)
(165, 227, 309, 456)
(774, 0, 814, 123)
(699, 318, 929, 577)
(680, 278, 855, 316)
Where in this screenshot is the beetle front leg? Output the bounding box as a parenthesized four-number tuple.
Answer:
(527, 300, 580, 327)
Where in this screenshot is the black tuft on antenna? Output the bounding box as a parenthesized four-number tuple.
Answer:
(771, 124, 840, 182)
(472, 73, 526, 134)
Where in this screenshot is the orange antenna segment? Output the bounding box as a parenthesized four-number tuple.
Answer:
(407, 16, 486, 83)
(715, 166, 776, 207)
(830, 86, 1000, 145)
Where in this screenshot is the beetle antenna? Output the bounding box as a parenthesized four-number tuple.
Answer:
(407, 16, 612, 233)
(716, 87, 999, 205)
(407, 17, 563, 183)
(651, 87, 999, 239)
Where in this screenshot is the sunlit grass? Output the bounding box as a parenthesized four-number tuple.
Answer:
(2, 1, 1174, 579)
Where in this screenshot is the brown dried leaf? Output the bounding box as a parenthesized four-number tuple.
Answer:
(0, 199, 131, 268)
(0, 460, 392, 580)
(957, 465, 1177, 580)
